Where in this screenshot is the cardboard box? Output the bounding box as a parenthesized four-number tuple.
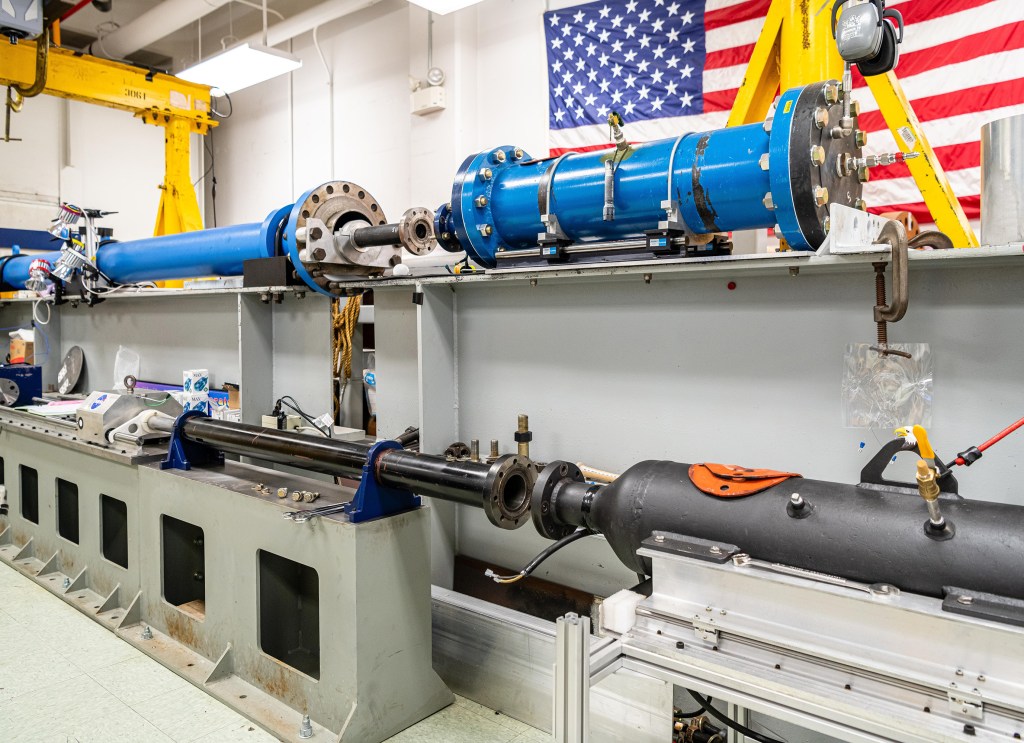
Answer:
(224, 383, 240, 410)
(9, 338, 33, 365)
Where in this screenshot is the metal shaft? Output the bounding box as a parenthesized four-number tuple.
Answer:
(181, 417, 369, 479)
(351, 223, 402, 248)
(170, 417, 531, 527)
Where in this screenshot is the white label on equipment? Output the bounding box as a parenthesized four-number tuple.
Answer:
(170, 90, 190, 110)
(897, 126, 917, 150)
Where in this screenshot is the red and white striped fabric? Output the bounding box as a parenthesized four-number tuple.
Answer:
(549, 0, 1024, 226)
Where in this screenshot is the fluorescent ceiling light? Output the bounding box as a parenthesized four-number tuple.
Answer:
(177, 43, 302, 95)
(407, 0, 484, 15)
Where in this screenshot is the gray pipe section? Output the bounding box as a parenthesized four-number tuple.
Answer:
(548, 460, 1024, 600)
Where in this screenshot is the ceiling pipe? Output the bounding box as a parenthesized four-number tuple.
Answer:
(91, 0, 231, 60)
(239, 0, 383, 48)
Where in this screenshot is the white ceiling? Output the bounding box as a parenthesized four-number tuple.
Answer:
(57, 0, 326, 71)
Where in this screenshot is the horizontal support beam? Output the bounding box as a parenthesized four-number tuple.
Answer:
(0, 41, 217, 130)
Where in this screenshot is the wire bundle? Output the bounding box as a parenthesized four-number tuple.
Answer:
(331, 294, 362, 421)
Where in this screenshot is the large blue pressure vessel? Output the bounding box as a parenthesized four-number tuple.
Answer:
(435, 81, 863, 266)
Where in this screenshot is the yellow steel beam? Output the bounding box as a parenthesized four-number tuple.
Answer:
(779, 0, 843, 91)
(153, 117, 204, 236)
(729, 0, 844, 127)
(0, 40, 217, 238)
(728, 4, 782, 127)
(865, 72, 979, 248)
(0, 39, 215, 126)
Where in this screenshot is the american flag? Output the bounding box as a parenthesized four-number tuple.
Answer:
(544, 0, 1024, 226)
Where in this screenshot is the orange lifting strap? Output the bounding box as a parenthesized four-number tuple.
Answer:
(689, 463, 801, 498)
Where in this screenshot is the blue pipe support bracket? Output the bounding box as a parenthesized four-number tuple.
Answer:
(161, 410, 225, 472)
(343, 440, 422, 523)
(436, 80, 862, 266)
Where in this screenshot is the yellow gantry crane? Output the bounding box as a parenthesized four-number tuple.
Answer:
(1, 28, 218, 236)
(728, 0, 978, 248)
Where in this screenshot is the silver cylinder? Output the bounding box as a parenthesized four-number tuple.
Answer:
(981, 114, 1024, 245)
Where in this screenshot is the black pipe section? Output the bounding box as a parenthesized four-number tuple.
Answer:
(351, 223, 402, 248)
(544, 460, 1024, 601)
(178, 417, 496, 507)
(376, 450, 492, 507)
(181, 418, 370, 479)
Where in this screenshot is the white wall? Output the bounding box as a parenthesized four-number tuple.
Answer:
(208, 0, 558, 221)
(0, 95, 185, 242)
(0, 95, 61, 230)
(208, 0, 413, 224)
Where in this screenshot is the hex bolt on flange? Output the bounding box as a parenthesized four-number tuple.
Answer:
(141, 625, 153, 640)
(299, 714, 314, 739)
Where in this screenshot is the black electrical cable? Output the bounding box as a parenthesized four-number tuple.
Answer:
(676, 700, 709, 718)
(486, 528, 595, 584)
(276, 396, 332, 438)
(686, 690, 784, 743)
(210, 90, 233, 118)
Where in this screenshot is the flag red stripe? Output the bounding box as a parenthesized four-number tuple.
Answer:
(703, 87, 740, 112)
(857, 80, 1024, 133)
(705, 42, 755, 69)
(704, 0, 770, 31)
(875, 22, 1024, 81)
(866, 141, 980, 181)
(868, 197, 980, 221)
(894, 0, 996, 24)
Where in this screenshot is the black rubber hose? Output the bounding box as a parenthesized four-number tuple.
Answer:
(520, 528, 594, 576)
(686, 690, 783, 743)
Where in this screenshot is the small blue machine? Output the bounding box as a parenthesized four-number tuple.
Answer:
(0, 364, 42, 407)
(434, 81, 866, 267)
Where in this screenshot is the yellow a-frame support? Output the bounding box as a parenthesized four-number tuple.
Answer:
(728, 0, 978, 247)
(1, 37, 218, 237)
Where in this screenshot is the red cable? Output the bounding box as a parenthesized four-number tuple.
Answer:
(954, 414, 1024, 466)
(60, 0, 93, 22)
(978, 415, 1024, 452)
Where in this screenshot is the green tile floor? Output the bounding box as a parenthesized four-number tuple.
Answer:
(0, 561, 548, 742)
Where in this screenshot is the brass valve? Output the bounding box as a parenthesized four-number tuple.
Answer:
(915, 459, 944, 528)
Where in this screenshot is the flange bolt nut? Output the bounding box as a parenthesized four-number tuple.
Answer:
(814, 107, 829, 130)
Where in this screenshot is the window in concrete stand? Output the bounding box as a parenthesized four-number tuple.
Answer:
(20, 465, 38, 524)
(162, 514, 206, 620)
(56, 478, 80, 544)
(258, 549, 321, 679)
(101, 494, 129, 569)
